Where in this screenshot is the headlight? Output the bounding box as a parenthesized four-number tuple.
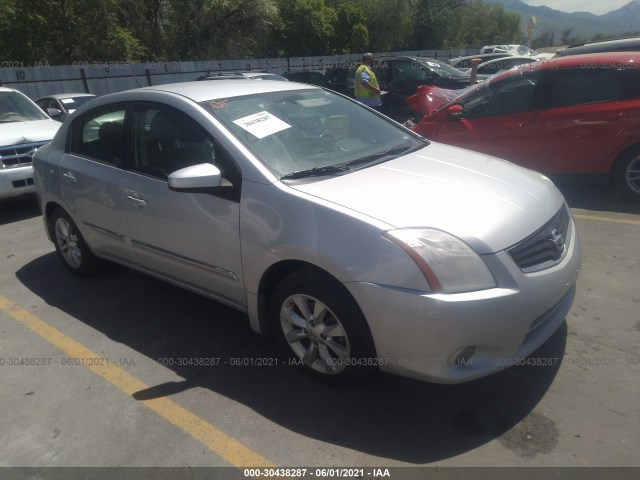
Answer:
(383, 228, 496, 294)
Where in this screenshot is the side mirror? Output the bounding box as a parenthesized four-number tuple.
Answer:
(47, 108, 63, 118)
(168, 163, 222, 191)
(446, 104, 464, 120)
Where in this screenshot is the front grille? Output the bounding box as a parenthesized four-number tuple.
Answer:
(508, 204, 571, 272)
(0, 142, 47, 169)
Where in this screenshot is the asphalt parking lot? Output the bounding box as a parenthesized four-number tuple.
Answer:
(0, 179, 639, 479)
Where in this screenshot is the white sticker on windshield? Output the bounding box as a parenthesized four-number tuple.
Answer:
(60, 98, 75, 104)
(233, 111, 291, 139)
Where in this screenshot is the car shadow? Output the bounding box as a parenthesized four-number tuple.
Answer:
(16, 254, 566, 464)
(0, 196, 41, 225)
(552, 176, 640, 214)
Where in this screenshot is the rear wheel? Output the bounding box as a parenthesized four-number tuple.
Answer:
(614, 148, 640, 200)
(51, 208, 104, 276)
(270, 269, 377, 385)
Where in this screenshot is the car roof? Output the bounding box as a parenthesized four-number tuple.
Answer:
(139, 80, 317, 102)
(488, 51, 640, 80)
(556, 37, 640, 56)
(197, 71, 286, 80)
(39, 93, 96, 100)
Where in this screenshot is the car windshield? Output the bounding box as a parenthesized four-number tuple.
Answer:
(200, 89, 426, 179)
(0, 91, 49, 123)
(416, 58, 468, 78)
(59, 96, 95, 113)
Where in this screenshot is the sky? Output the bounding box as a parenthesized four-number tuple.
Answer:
(523, 0, 632, 15)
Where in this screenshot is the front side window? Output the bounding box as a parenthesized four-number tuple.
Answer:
(200, 89, 426, 179)
(460, 70, 541, 118)
(131, 104, 241, 196)
(131, 105, 215, 179)
(69, 105, 127, 165)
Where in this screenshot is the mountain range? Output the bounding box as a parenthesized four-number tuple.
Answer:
(485, 0, 640, 42)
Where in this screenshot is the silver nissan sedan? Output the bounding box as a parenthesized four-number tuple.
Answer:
(33, 80, 581, 385)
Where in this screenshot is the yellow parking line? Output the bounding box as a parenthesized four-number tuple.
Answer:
(572, 213, 640, 226)
(0, 294, 274, 468)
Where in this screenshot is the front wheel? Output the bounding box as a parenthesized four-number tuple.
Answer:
(51, 208, 104, 276)
(614, 148, 640, 200)
(270, 269, 377, 385)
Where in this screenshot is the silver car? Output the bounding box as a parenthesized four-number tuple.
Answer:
(33, 80, 581, 384)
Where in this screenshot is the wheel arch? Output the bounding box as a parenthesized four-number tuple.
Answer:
(611, 143, 640, 177)
(255, 260, 365, 338)
(612, 143, 640, 198)
(43, 200, 67, 240)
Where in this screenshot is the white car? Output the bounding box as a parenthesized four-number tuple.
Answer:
(34, 80, 581, 385)
(1, 87, 61, 200)
(36, 93, 97, 122)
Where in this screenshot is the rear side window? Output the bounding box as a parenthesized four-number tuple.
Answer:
(69, 105, 127, 166)
(620, 69, 640, 100)
(544, 68, 623, 109)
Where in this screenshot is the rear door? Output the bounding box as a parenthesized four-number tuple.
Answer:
(60, 104, 138, 263)
(532, 67, 640, 174)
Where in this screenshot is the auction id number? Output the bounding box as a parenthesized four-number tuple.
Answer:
(244, 468, 366, 477)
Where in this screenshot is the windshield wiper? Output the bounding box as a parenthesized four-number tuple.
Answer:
(343, 145, 418, 169)
(280, 164, 349, 180)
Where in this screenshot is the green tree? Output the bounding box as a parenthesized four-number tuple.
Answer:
(531, 29, 555, 49)
(356, 0, 416, 52)
(332, 2, 369, 54)
(272, 0, 337, 56)
(165, 0, 279, 60)
(445, 0, 523, 48)
(414, 0, 469, 49)
(115, 0, 167, 60)
(0, 0, 144, 64)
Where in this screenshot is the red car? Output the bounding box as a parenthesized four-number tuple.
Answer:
(411, 52, 640, 199)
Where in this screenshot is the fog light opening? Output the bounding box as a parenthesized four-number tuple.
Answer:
(455, 346, 476, 367)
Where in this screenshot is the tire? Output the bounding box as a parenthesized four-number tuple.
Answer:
(614, 147, 640, 200)
(50, 208, 104, 276)
(270, 269, 377, 385)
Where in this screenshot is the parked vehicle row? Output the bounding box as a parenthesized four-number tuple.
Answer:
(409, 52, 640, 199)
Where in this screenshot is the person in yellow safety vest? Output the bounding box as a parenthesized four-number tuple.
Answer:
(354, 53, 382, 109)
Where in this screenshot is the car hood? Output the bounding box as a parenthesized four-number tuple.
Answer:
(0, 119, 60, 146)
(289, 143, 565, 254)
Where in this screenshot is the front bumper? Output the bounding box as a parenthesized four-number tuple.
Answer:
(346, 217, 581, 384)
(0, 165, 35, 199)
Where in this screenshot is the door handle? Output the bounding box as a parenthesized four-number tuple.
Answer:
(62, 172, 77, 183)
(126, 195, 148, 209)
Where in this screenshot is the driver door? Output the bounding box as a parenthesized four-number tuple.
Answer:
(124, 104, 245, 308)
(434, 70, 542, 165)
